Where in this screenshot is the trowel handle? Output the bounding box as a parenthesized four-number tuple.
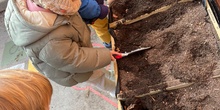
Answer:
(113, 54, 123, 59)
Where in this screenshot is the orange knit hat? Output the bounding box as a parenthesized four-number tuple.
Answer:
(32, 0, 81, 15)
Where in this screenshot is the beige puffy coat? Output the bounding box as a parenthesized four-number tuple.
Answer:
(4, 0, 111, 86)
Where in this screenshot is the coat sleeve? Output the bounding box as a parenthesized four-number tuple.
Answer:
(38, 38, 112, 73)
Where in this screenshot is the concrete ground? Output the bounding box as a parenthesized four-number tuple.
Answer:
(0, 5, 118, 110)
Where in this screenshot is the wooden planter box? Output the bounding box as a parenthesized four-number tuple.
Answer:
(111, 0, 220, 110)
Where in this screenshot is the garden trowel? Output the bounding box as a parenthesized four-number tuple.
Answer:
(114, 47, 151, 59)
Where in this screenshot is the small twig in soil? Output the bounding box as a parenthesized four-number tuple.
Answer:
(149, 95, 156, 102)
(212, 74, 220, 79)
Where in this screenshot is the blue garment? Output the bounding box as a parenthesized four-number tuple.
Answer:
(79, 0, 101, 19)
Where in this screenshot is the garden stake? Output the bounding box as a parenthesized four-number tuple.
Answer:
(109, 0, 193, 28)
(117, 73, 220, 101)
(135, 82, 194, 98)
(123, 74, 220, 99)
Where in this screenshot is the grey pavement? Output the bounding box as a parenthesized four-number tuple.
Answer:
(0, 0, 7, 12)
(0, 7, 118, 110)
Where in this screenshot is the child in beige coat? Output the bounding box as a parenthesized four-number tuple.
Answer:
(5, 0, 120, 98)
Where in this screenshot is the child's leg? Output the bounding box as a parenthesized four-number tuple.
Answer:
(91, 17, 111, 44)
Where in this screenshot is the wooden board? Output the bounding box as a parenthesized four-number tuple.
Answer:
(206, 0, 220, 38)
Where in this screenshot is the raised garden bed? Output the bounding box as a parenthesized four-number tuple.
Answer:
(110, 0, 220, 109)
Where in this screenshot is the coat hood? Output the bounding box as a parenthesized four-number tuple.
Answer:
(4, 0, 68, 46)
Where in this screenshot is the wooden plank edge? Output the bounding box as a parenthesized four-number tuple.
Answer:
(206, 0, 220, 38)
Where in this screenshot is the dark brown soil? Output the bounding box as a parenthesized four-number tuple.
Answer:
(111, 0, 220, 109)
